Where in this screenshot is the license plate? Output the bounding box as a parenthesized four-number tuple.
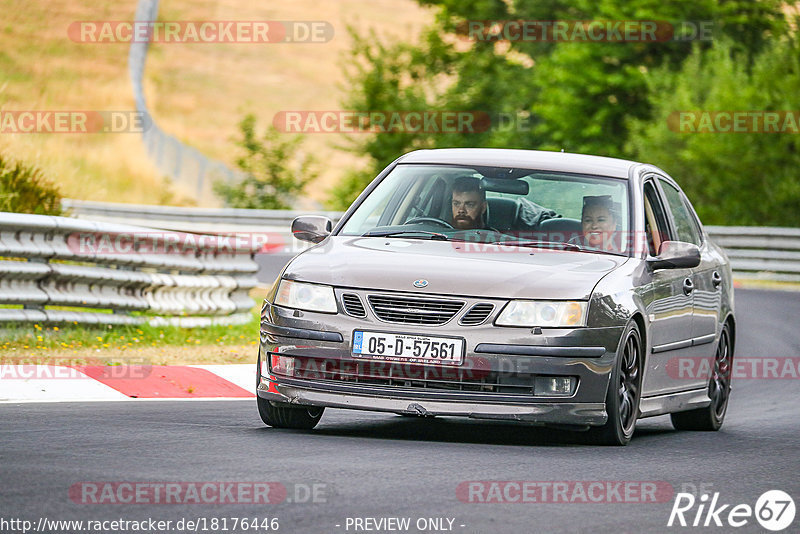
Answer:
(352, 331, 464, 366)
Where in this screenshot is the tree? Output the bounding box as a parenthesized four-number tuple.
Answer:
(215, 114, 316, 209)
(627, 36, 800, 226)
(330, 0, 788, 209)
(329, 26, 536, 208)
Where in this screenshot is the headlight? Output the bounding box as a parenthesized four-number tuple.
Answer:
(274, 280, 337, 314)
(496, 300, 587, 327)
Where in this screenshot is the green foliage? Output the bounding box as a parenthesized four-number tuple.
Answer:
(215, 114, 316, 209)
(330, 0, 792, 224)
(328, 168, 376, 211)
(328, 26, 535, 209)
(627, 36, 800, 226)
(524, 0, 786, 155)
(0, 154, 62, 215)
(418, 0, 787, 155)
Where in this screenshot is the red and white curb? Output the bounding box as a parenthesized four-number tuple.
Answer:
(0, 364, 255, 403)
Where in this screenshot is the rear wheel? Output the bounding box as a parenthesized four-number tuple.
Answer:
(588, 321, 642, 446)
(671, 323, 732, 431)
(257, 396, 324, 429)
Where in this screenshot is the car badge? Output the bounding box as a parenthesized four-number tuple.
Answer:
(413, 279, 428, 288)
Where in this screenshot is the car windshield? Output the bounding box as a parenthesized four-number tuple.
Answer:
(339, 164, 631, 256)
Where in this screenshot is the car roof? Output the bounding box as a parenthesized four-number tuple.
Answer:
(397, 148, 639, 179)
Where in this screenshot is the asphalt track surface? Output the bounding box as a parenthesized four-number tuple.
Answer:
(1, 288, 799, 534)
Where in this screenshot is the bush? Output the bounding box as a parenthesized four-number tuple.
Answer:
(0, 155, 62, 215)
(214, 114, 316, 210)
(627, 37, 800, 227)
(329, 2, 788, 209)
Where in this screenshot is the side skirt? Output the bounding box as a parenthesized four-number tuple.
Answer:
(638, 388, 710, 418)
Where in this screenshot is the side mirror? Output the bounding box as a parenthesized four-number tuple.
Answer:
(291, 216, 333, 244)
(648, 241, 701, 270)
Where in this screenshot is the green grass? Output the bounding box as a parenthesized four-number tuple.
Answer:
(0, 0, 432, 207)
(0, 309, 260, 356)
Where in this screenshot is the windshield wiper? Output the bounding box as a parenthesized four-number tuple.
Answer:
(488, 239, 587, 252)
(362, 230, 449, 241)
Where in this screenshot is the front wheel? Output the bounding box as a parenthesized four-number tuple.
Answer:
(588, 321, 642, 446)
(257, 396, 324, 430)
(671, 323, 732, 431)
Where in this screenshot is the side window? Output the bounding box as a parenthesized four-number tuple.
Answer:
(643, 181, 670, 256)
(659, 179, 702, 246)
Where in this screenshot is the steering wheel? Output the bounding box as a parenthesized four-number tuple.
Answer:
(403, 217, 454, 229)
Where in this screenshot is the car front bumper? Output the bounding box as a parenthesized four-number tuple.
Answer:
(257, 299, 625, 427)
(257, 379, 608, 425)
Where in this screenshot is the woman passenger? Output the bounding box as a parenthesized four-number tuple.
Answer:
(580, 195, 620, 251)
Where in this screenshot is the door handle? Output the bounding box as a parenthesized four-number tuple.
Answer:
(712, 271, 722, 289)
(683, 278, 694, 295)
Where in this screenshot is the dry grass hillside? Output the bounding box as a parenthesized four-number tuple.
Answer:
(0, 0, 432, 206)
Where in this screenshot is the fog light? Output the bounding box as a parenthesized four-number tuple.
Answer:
(534, 376, 575, 396)
(270, 354, 295, 377)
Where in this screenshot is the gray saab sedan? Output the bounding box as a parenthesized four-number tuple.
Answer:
(256, 148, 735, 445)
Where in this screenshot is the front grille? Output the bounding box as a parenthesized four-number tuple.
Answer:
(367, 294, 464, 325)
(276, 356, 534, 395)
(341, 293, 366, 317)
(459, 303, 494, 326)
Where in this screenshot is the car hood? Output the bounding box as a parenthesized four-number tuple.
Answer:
(283, 236, 628, 300)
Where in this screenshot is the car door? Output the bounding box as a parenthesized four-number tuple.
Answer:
(640, 177, 701, 396)
(658, 178, 720, 355)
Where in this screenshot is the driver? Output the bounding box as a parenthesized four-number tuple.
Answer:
(451, 176, 488, 230)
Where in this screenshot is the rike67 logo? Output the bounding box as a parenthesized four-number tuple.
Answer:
(668, 490, 795, 531)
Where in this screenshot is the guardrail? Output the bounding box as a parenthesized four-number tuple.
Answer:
(62, 199, 341, 236)
(0, 212, 259, 326)
(62, 199, 340, 254)
(705, 226, 800, 282)
(130, 0, 242, 201)
(63, 200, 800, 282)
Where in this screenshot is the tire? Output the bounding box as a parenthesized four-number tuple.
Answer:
(256, 348, 324, 430)
(588, 321, 643, 446)
(257, 395, 324, 429)
(671, 323, 732, 431)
